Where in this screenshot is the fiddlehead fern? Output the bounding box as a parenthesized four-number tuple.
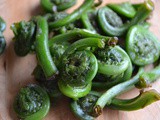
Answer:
(11, 21, 36, 56)
(91, 45, 132, 90)
(97, 0, 154, 36)
(94, 46, 130, 75)
(70, 91, 99, 120)
(58, 37, 110, 99)
(59, 50, 96, 99)
(14, 84, 50, 120)
(126, 25, 160, 66)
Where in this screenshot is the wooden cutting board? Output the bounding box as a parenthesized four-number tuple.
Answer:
(0, 0, 160, 119)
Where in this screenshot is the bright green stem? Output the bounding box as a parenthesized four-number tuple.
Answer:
(107, 2, 136, 18)
(41, 0, 53, 12)
(136, 64, 160, 88)
(35, 17, 58, 79)
(49, 0, 94, 28)
(128, 0, 154, 26)
(109, 90, 160, 111)
(81, 9, 97, 33)
(48, 29, 117, 47)
(93, 67, 144, 116)
(63, 37, 107, 55)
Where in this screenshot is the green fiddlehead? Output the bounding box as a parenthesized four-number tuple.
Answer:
(58, 37, 109, 99)
(58, 50, 96, 99)
(14, 84, 50, 120)
(126, 25, 160, 66)
(70, 91, 99, 120)
(11, 21, 36, 56)
(97, 0, 154, 36)
(94, 45, 130, 75)
(91, 45, 132, 90)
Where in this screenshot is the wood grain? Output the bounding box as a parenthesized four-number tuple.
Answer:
(0, 0, 159, 120)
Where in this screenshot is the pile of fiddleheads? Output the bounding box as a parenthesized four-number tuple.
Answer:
(11, 0, 160, 120)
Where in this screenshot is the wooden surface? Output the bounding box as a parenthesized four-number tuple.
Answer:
(0, 0, 160, 120)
